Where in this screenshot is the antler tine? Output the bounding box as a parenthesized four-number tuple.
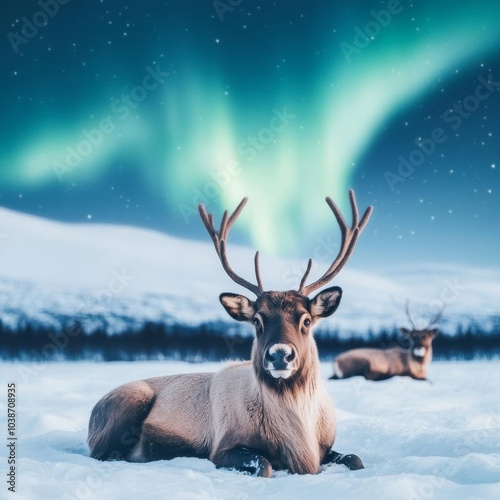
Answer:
(405, 299, 417, 330)
(326, 196, 349, 235)
(298, 258, 313, 292)
(198, 204, 220, 249)
(324, 196, 352, 267)
(349, 189, 359, 228)
(198, 198, 262, 296)
(219, 210, 229, 240)
(359, 205, 374, 232)
(254, 251, 264, 293)
(299, 190, 373, 296)
(428, 304, 445, 328)
(224, 197, 248, 238)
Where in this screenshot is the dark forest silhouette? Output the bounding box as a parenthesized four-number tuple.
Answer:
(1, 318, 499, 362)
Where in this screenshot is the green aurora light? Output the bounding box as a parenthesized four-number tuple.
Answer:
(2, 1, 500, 256)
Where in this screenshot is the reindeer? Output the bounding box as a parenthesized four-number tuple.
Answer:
(330, 301, 443, 382)
(88, 190, 373, 477)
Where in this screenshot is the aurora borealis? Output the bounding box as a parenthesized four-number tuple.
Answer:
(1, 0, 499, 266)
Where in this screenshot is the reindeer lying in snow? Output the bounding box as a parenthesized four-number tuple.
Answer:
(330, 301, 443, 382)
(88, 190, 373, 477)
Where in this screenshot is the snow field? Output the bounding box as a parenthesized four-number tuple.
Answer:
(1, 360, 499, 499)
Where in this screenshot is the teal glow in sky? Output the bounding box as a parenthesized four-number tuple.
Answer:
(1, 1, 500, 264)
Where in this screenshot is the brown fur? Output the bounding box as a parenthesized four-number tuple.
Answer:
(88, 290, 351, 476)
(88, 381, 156, 460)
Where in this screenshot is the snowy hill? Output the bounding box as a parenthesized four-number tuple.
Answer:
(0, 207, 499, 335)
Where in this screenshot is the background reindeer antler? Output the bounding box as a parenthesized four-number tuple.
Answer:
(405, 299, 417, 330)
(406, 299, 445, 329)
(427, 304, 446, 328)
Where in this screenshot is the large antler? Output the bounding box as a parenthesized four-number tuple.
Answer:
(299, 189, 373, 296)
(405, 299, 417, 330)
(198, 198, 263, 296)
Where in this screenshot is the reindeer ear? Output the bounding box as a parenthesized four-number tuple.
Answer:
(429, 328, 439, 338)
(400, 328, 412, 336)
(309, 286, 342, 319)
(219, 293, 255, 322)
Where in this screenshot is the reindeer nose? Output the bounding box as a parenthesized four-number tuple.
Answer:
(265, 344, 295, 369)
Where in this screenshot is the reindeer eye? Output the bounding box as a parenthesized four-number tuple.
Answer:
(253, 318, 261, 328)
(304, 318, 311, 327)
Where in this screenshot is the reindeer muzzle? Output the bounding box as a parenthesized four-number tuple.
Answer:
(413, 347, 426, 358)
(265, 344, 295, 378)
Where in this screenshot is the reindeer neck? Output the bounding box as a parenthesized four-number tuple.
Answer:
(251, 343, 321, 399)
(408, 344, 433, 365)
(252, 355, 323, 475)
(404, 345, 432, 379)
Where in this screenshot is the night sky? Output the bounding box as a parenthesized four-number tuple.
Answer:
(1, 0, 499, 269)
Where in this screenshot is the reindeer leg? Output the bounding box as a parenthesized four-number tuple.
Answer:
(212, 447, 272, 477)
(322, 450, 365, 471)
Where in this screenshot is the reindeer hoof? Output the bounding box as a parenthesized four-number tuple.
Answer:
(238, 456, 272, 477)
(255, 457, 273, 477)
(340, 454, 364, 470)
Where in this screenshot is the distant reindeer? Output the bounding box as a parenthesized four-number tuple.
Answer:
(330, 301, 443, 382)
(88, 190, 373, 477)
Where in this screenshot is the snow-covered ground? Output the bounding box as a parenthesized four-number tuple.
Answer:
(1, 360, 499, 499)
(0, 207, 499, 336)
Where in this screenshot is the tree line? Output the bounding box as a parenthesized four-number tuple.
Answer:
(1, 318, 499, 362)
